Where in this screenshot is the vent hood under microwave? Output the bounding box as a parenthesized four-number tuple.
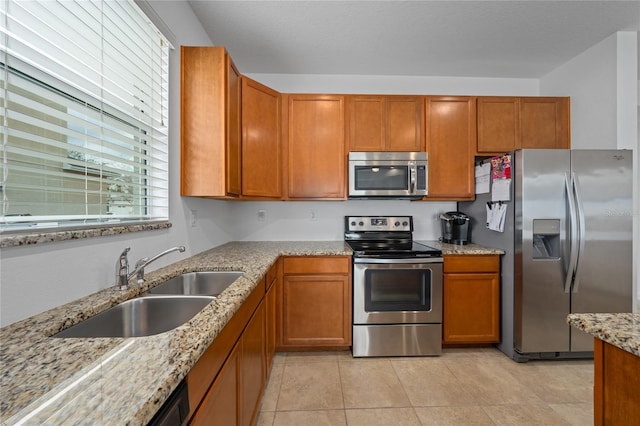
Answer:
(348, 152, 428, 199)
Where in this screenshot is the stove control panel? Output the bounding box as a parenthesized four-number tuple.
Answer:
(345, 216, 413, 232)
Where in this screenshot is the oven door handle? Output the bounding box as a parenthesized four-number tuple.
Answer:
(353, 257, 443, 264)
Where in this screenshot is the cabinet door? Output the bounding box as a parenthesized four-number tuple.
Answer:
(443, 272, 500, 344)
(180, 46, 240, 197)
(520, 97, 570, 149)
(265, 275, 277, 374)
(241, 77, 281, 198)
(387, 96, 424, 151)
(425, 96, 476, 200)
(226, 55, 242, 195)
(189, 343, 239, 426)
(348, 95, 424, 152)
(281, 274, 351, 347)
(239, 302, 266, 426)
(476, 97, 519, 154)
(594, 339, 640, 425)
(348, 96, 385, 151)
(285, 94, 346, 199)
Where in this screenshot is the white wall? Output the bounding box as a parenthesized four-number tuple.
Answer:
(229, 200, 450, 242)
(540, 32, 638, 149)
(540, 31, 639, 310)
(245, 73, 538, 96)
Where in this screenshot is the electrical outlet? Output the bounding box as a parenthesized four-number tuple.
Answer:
(190, 209, 197, 227)
(310, 210, 318, 221)
(258, 209, 266, 222)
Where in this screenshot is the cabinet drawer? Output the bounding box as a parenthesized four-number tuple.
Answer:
(283, 256, 350, 275)
(444, 255, 499, 273)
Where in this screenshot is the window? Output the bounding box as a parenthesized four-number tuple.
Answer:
(0, 0, 170, 233)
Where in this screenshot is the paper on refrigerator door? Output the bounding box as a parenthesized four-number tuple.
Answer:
(475, 163, 490, 194)
(491, 178, 511, 202)
(486, 203, 507, 232)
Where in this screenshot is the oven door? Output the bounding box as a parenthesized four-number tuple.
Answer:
(353, 257, 443, 325)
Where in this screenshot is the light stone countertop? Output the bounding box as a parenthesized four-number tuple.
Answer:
(422, 240, 504, 255)
(0, 240, 501, 424)
(567, 313, 640, 357)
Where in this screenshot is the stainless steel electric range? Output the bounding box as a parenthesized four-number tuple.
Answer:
(344, 216, 443, 357)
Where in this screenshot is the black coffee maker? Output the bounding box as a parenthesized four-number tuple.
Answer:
(439, 211, 470, 245)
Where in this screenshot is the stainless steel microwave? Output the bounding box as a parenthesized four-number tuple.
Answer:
(348, 152, 428, 198)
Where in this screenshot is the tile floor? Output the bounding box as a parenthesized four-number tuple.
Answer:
(256, 347, 593, 426)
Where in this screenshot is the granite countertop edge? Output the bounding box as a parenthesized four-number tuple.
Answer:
(425, 241, 504, 255)
(567, 313, 640, 357)
(0, 240, 501, 424)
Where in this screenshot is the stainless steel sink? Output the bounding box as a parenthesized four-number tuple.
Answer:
(52, 296, 213, 338)
(145, 271, 243, 297)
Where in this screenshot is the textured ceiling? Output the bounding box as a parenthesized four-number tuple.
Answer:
(186, 0, 639, 78)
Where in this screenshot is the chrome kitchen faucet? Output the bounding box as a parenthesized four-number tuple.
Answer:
(115, 246, 186, 290)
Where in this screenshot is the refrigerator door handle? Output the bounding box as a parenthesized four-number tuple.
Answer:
(571, 173, 586, 293)
(564, 173, 578, 293)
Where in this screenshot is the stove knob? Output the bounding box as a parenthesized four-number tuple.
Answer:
(394, 221, 400, 227)
(358, 221, 364, 226)
(402, 221, 409, 227)
(350, 221, 356, 226)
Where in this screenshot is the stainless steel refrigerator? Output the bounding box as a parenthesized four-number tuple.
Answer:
(459, 149, 633, 362)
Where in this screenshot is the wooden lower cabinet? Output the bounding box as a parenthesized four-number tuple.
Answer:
(189, 344, 239, 426)
(190, 304, 265, 426)
(265, 261, 279, 373)
(278, 256, 352, 349)
(239, 303, 265, 426)
(186, 278, 266, 425)
(594, 338, 640, 425)
(443, 255, 500, 344)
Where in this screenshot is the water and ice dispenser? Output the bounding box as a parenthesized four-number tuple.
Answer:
(532, 219, 560, 259)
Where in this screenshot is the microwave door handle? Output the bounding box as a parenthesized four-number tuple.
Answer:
(410, 166, 416, 194)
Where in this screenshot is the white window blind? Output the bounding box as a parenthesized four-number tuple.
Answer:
(0, 0, 170, 233)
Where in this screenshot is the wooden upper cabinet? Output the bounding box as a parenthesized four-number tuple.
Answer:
(387, 96, 425, 151)
(348, 96, 385, 151)
(520, 97, 570, 149)
(424, 96, 476, 200)
(283, 94, 346, 199)
(227, 58, 242, 195)
(477, 97, 519, 154)
(476, 96, 570, 154)
(241, 76, 281, 198)
(181, 46, 241, 197)
(348, 95, 424, 151)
